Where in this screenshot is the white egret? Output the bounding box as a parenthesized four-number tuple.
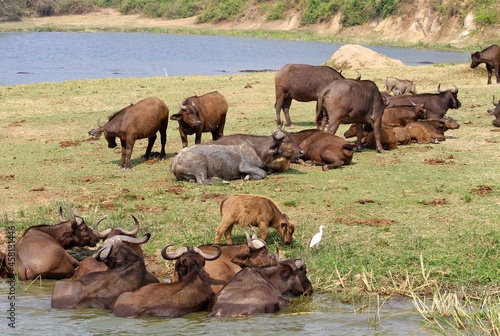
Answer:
(309, 225, 324, 249)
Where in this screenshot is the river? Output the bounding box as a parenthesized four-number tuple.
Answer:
(0, 32, 469, 86)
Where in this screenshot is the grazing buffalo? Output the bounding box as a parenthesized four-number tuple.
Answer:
(387, 85, 461, 119)
(170, 127, 302, 184)
(274, 64, 345, 126)
(470, 44, 500, 85)
(113, 244, 222, 318)
(382, 103, 427, 127)
(200, 231, 277, 294)
(51, 234, 158, 309)
(385, 77, 417, 95)
(72, 215, 144, 280)
(170, 91, 228, 148)
(316, 79, 387, 152)
(488, 96, 500, 127)
(15, 207, 99, 281)
(216, 194, 295, 245)
(289, 129, 355, 170)
(208, 255, 313, 317)
(88, 97, 169, 169)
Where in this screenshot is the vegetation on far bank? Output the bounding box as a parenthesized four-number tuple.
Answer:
(2, 0, 500, 29)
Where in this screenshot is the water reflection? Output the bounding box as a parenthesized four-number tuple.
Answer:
(0, 280, 432, 335)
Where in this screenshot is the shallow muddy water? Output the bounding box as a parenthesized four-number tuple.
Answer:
(0, 280, 434, 335)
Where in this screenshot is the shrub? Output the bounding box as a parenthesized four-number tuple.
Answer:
(197, 0, 246, 23)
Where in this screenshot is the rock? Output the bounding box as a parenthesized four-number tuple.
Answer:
(323, 44, 405, 69)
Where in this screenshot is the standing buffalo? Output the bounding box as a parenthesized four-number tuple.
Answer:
(88, 97, 169, 170)
(488, 96, 500, 127)
(15, 207, 100, 281)
(274, 64, 345, 126)
(316, 79, 387, 153)
(387, 85, 461, 119)
(170, 91, 228, 148)
(470, 44, 500, 85)
(215, 194, 295, 245)
(170, 128, 302, 184)
(385, 77, 417, 95)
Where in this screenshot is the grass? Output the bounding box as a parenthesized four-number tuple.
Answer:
(0, 62, 499, 332)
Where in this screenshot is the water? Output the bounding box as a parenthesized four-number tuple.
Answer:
(0, 32, 469, 86)
(0, 280, 431, 335)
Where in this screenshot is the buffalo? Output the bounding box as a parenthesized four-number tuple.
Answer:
(471, 44, 500, 85)
(208, 255, 313, 317)
(274, 64, 345, 126)
(200, 230, 277, 294)
(170, 91, 228, 148)
(112, 244, 222, 318)
(289, 129, 355, 170)
(387, 85, 461, 119)
(15, 207, 100, 281)
(51, 233, 158, 309)
(216, 194, 295, 245)
(88, 97, 169, 169)
(488, 96, 500, 127)
(316, 78, 387, 153)
(170, 127, 302, 184)
(382, 103, 427, 127)
(72, 215, 144, 280)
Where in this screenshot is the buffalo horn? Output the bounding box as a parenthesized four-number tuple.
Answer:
(115, 233, 151, 245)
(193, 245, 222, 260)
(161, 244, 188, 260)
(408, 99, 416, 106)
(493, 95, 499, 107)
(452, 84, 458, 93)
(295, 254, 306, 269)
(93, 216, 111, 239)
(178, 103, 186, 110)
(120, 215, 140, 236)
(58, 206, 65, 222)
(355, 70, 361, 80)
(245, 229, 266, 251)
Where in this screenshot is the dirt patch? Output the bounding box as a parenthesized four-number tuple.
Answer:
(424, 155, 456, 165)
(422, 199, 448, 205)
(60, 140, 82, 147)
(336, 217, 396, 226)
(470, 185, 494, 196)
(200, 193, 226, 203)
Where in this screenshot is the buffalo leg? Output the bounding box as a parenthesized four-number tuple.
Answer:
(159, 122, 167, 160)
(118, 139, 127, 168)
(179, 129, 189, 148)
(144, 134, 157, 160)
(487, 64, 493, 85)
(495, 64, 500, 84)
(124, 141, 135, 169)
(355, 124, 365, 152)
(371, 119, 385, 153)
(195, 130, 202, 145)
(257, 222, 268, 242)
(214, 115, 226, 140)
(239, 164, 267, 180)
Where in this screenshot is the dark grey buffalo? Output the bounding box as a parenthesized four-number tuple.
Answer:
(471, 44, 500, 85)
(387, 85, 461, 119)
(89, 97, 169, 169)
(170, 91, 228, 148)
(274, 64, 345, 126)
(170, 128, 303, 185)
(385, 77, 417, 95)
(316, 79, 387, 153)
(488, 96, 500, 127)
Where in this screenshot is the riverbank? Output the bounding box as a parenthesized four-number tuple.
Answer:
(0, 7, 496, 51)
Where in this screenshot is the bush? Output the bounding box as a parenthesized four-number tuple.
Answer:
(300, 0, 339, 26)
(267, 1, 288, 21)
(197, 0, 246, 23)
(473, 0, 500, 26)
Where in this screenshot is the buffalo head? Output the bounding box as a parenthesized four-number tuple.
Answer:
(170, 102, 201, 128)
(271, 126, 303, 160)
(438, 84, 461, 109)
(470, 52, 482, 68)
(163, 244, 222, 281)
(96, 233, 151, 268)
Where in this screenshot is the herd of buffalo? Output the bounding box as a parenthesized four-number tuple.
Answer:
(1, 43, 500, 318)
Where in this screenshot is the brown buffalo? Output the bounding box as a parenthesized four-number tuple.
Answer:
(215, 194, 295, 245)
(200, 231, 277, 294)
(15, 207, 100, 281)
(343, 124, 398, 150)
(112, 244, 222, 318)
(0, 250, 13, 279)
(170, 91, 228, 148)
(488, 96, 500, 127)
(51, 234, 158, 309)
(316, 79, 387, 152)
(471, 44, 500, 85)
(289, 129, 355, 170)
(88, 97, 169, 169)
(208, 255, 313, 317)
(171, 127, 302, 184)
(274, 64, 345, 126)
(382, 103, 427, 127)
(72, 215, 144, 280)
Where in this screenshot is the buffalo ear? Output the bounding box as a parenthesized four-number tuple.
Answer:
(279, 263, 293, 278)
(170, 114, 182, 121)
